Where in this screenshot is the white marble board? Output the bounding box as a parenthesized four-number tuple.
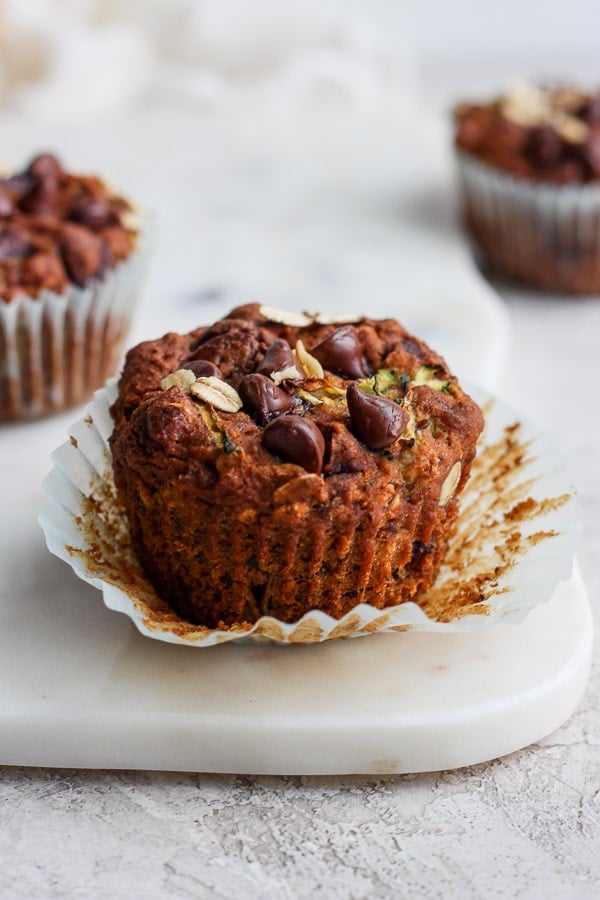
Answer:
(1, 103, 582, 774)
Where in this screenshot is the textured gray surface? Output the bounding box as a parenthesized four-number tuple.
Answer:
(1, 678, 599, 900)
(1, 292, 599, 899)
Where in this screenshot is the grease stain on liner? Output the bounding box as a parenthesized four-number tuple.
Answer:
(39, 382, 580, 646)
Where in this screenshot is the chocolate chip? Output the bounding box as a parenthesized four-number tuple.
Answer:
(346, 382, 407, 450)
(240, 374, 296, 424)
(578, 132, 600, 178)
(0, 188, 14, 218)
(311, 326, 367, 378)
(187, 328, 260, 379)
(2, 173, 33, 199)
(19, 181, 66, 216)
(525, 125, 563, 167)
(27, 153, 64, 182)
(0, 228, 31, 259)
(181, 359, 222, 379)
(262, 415, 325, 473)
(402, 337, 423, 359)
(578, 95, 600, 125)
(59, 223, 104, 286)
(70, 198, 119, 230)
(257, 339, 295, 376)
(18, 155, 66, 214)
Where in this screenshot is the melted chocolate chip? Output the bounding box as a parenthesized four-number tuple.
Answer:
(59, 224, 104, 286)
(402, 337, 423, 359)
(346, 382, 407, 450)
(578, 132, 600, 178)
(19, 181, 66, 217)
(2, 173, 33, 199)
(0, 229, 31, 260)
(181, 359, 222, 379)
(578, 95, 600, 126)
(0, 189, 14, 219)
(70, 198, 119, 230)
(311, 326, 367, 378)
(239, 374, 296, 424)
(262, 415, 325, 473)
(27, 153, 64, 182)
(257, 339, 296, 376)
(525, 125, 563, 167)
(187, 328, 260, 378)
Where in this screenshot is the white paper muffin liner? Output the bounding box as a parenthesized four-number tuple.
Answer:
(456, 152, 600, 293)
(0, 229, 147, 421)
(39, 379, 580, 645)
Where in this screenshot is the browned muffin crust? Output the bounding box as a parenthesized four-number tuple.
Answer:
(0, 153, 137, 302)
(455, 84, 600, 184)
(110, 304, 483, 628)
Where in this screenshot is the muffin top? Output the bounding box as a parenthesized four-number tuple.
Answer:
(111, 304, 483, 512)
(0, 153, 138, 302)
(454, 83, 600, 184)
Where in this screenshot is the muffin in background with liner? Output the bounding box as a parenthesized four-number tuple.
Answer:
(0, 152, 145, 421)
(454, 83, 600, 294)
(109, 303, 484, 629)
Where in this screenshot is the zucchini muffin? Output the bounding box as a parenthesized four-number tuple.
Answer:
(0, 152, 143, 420)
(454, 83, 600, 293)
(110, 304, 483, 628)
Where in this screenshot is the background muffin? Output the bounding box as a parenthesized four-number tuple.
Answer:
(0, 152, 144, 421)
(110, 303, 483, 628)
(454, 83, 600, 294)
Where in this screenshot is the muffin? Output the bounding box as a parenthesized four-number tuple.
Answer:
(0, 152, 144, 421)
(454, 83, 600, 293)
(109, 303, 483, 629)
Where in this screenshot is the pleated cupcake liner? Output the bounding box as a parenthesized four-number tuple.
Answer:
(0, 233, 147, 421)
(38, 378, 580, 646)
(457, 152, 600, 294)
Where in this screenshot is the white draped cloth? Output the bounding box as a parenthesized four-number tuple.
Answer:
(0, 0, 415, 119)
